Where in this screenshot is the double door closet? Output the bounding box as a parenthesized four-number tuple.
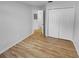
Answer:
(48, 7, 75, 41)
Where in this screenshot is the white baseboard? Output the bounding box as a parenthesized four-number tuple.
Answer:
(72, 40, 79, 56)
(0, 33, 32, 54)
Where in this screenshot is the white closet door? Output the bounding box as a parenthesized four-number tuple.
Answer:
(59, 8, 74, 41)
(48, 10, 59, 38)
(48, 8, 74, 41)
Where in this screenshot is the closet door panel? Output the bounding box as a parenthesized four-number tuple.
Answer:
(48, 10, 59, 38)
(59, 8, 74, 40)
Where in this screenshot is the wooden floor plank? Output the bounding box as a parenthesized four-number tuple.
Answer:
(0, 31, 78, 58)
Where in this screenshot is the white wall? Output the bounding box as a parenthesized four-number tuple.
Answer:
(46, 1, 79, 56)
(32, 7, 43, 33)
(32, 8, 38, 32)
(0, 1, 32, 54)
(74, 3, 79, 56)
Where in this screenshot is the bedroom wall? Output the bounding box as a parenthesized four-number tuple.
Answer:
(74, 3, 79, 56)
(32, 6, 44, 33)
(0, 1, 32, 54)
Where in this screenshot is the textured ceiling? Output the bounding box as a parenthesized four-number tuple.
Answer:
(22, 1, 48, 6)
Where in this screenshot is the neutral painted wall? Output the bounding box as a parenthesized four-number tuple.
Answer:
(0, 1, 32, 54)
(74, 3, 79, 56)
(32, 8, 38, 32)
(32, 7, 43, 33)
(46, 1, 79, 56)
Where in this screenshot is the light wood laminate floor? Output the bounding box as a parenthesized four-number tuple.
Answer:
(0, 31, 78, 58)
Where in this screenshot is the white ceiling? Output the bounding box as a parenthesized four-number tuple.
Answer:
(22, 1, 48, 6)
